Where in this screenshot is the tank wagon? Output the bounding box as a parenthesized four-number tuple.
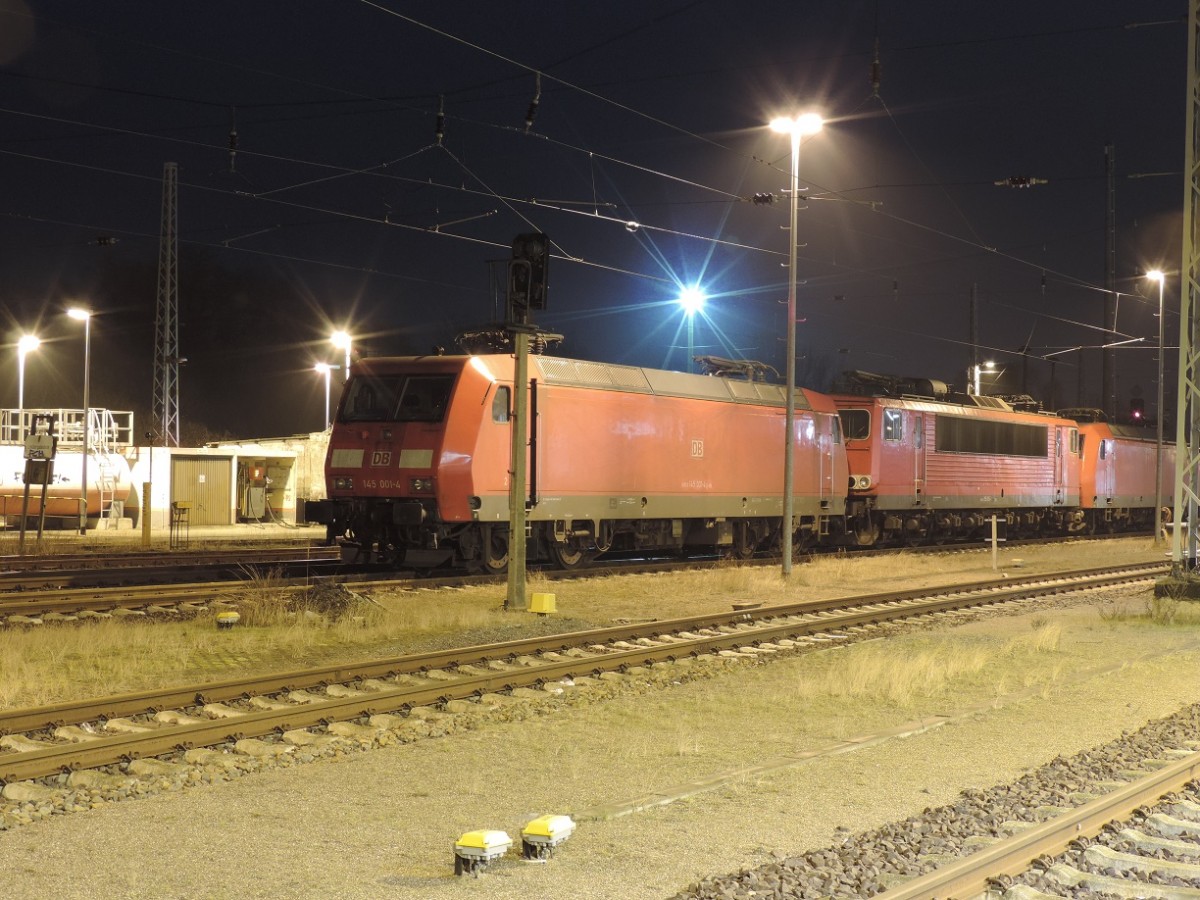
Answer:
(305, 353, 848, 570)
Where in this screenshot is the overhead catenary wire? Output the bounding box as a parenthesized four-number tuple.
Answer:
(0, 5, 1178, 360)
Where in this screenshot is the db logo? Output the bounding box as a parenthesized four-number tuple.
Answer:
(690, 440, 704, 458)
(370, 451, 392, 467)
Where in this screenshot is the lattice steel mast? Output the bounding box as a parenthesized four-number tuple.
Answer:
(152, 162, 180, 447)
(1172, 3, 1200, 575)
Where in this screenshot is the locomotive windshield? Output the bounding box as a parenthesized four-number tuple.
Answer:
(341, 373, 456, 423)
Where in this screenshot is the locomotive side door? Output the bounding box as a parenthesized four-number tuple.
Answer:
(817, 412, 835, 509)
(913, 413, 925, 503)
(1053, 426, 1065, 503)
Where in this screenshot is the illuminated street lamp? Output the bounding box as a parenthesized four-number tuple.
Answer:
(68, 308, 92, 534)
(314, 362, 340, 430)
(677, 285, 706, 372)
(330, 330, 352, 381)
(769, 112, 824, 576)
(16, 333, 39, 435)
(1147, 270, 1166, 545)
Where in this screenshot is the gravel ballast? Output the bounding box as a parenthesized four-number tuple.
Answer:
(2, 540, 1198, 899)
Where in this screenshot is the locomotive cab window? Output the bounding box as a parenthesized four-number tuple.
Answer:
(492, 386, 511, 423)
(342, 373, 455, 423)
(883, 409, 903, 442)
(838, 409, 870, 441)
(394, 375, 454, 422)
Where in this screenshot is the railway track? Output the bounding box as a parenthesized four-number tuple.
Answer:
(873, 749, 1200, 898)
(0, 532, 1159, 626)
(0, 544, 334, 572)
(0, 546, 340, 591)
(0, 562, 1164, 794)
(679, 714, 1200, 900)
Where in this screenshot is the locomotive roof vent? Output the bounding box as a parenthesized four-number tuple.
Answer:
(945, 391, 1014, 411)
(963, 394, 1012, 411)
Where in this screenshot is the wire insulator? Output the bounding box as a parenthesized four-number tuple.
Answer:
(435, 95, 445, 146)
(525, 72, 542, 133)
(871, 38, 881, 97)
(751, 192, 777, 206)
(228, 107, 238, 173)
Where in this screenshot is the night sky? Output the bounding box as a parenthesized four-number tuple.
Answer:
(0, 1, 1186, 439)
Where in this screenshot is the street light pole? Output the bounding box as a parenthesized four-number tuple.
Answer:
(16, 333, 39, 439)
(331, 330, 352, 382)
(314, 363, 339, 429)
(770, 113, 823, 577)
(971, 360, 996, 396)
(677, 286, 706, 373)
(1148, 270, 1166, 545)
(68, 309, 92, 534)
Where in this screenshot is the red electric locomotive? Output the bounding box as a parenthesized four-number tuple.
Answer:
(1063, 409, 1174, 533)
(831, 373, 1084, 546)
(306, 353, 848, 569)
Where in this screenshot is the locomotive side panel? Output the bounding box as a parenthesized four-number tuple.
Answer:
(922, 414, 1077, 508)
(440, 357, 514, 522)
(526, 382, 843, 525)
(1077, 421, 1174, 512)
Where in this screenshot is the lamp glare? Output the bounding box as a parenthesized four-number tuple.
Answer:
(678, 286, 706, 315)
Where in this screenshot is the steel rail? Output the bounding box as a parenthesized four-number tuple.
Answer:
(0, 562, 1164, 736)
(0, 545, 336, 573)
(0, 563, 1164, 784)
(0, 575, 338, 618)
(0, 561, 1162, 735)
(872, 749, 1200, 899)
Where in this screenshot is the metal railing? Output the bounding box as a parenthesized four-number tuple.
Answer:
(0, 409, 135, 450)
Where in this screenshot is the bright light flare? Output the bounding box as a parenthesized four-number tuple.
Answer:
(67, 307, 92, 322)
(677, 285, 706, 316)
(1147, 270, 1165, 283)
(330, 330, 351, 350)
(18, 334, 39, 354)
(769, 113, 824, 136)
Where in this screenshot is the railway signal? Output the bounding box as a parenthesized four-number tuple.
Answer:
(507, 232, 550, 324)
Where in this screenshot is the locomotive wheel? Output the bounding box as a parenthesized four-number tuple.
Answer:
(729, 522, 758, 560)
(549, 540, 591, 569)
(853, 520, 879, 547)
(479, 524, 509, 574)
(791, 529, 817, 560)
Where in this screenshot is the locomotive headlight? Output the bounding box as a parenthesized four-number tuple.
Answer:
(333, 476, 354, 491)
(851, 475, 872, 490)
(409, 477, 434, 493)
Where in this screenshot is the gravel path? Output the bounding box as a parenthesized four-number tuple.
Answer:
(2, 542, 1197, 899)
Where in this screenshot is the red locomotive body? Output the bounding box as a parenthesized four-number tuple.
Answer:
(1072, 414, 1174, 532)
(833, 387, 1083, 546)
(309, 353, 847, 569)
